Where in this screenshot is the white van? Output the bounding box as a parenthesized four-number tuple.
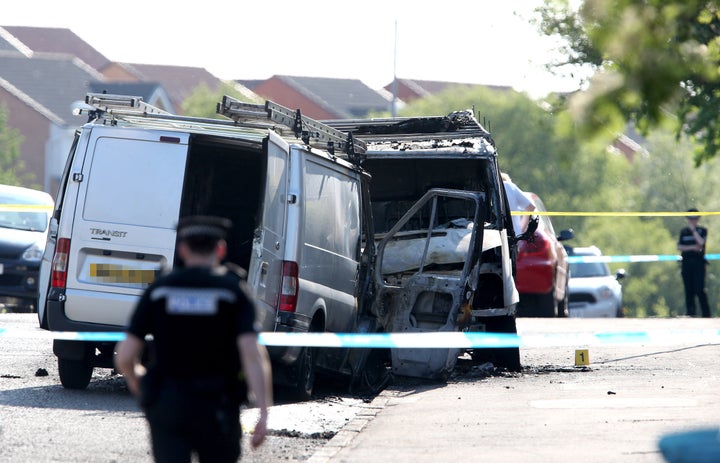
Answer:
(39, 94, 375, 398)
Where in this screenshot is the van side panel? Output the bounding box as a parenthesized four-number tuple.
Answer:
(297, 158, 360, 332)
(64, 133, 188, 326)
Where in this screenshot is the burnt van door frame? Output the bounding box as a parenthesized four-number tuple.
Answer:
(254, 131, 289, 320)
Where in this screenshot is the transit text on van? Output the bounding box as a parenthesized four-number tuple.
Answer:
(90, 228, 127, 238)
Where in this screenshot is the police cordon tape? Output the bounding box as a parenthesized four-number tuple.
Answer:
(568, 253, 720, 264)
(511, 210, 720, 217)
(2, 327, 720, 348)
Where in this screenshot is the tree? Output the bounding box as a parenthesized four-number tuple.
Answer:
(537, 0, 720, 164)
(0, 104, 25, 186)
(181, 81, 261, 119)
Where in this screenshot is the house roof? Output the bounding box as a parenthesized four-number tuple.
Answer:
(236, 79, 265, 91)
(110, 63, 225, 111)
(0, 26, 112, 71)
(385, 78, 512, 101)
(0, 29, 28, 54)
(270, 75, 391, 118)
(0, 51, 105, 124)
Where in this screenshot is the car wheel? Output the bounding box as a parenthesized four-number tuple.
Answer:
(536, 289, 558, 318)
(557, 281, 569, 318)
(58, 358, 93, 390)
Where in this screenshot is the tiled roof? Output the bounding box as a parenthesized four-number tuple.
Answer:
(114, 63, 224, 110)
(88, 81, 160, 98)
(236, 79, 265, 91)
(0, 51, 104, 124)
(0, 28, 28, 54)
(0, 26, 112, 71)
(276, 76, 391, 118)
(386, 78, 512, 100)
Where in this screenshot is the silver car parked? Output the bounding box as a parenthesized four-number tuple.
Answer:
(567, 246, 626, 317)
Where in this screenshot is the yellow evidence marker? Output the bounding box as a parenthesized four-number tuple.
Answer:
(575, 349, 590, 366)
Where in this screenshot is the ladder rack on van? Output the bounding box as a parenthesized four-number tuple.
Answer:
(84, 93, 172, 116)
(217, 96, 366, 163)
(324, 110, 495, 146)
(79, 93, 367, 164)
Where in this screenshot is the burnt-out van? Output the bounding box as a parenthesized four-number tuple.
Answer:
(326, 112, 529, 378)
(39, 94, 375, 398)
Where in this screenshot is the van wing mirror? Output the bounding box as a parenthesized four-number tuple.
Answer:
(514, 215, 539, 244)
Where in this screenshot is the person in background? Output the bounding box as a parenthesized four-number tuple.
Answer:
(115, 215, 273, 462)
(502, 172, 536, 236)
(676, 208, 712, 317)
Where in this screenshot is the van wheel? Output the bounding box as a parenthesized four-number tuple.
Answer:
(472, 315, 522, 372)
(292, 346, 315, 402)
(58, 358, 93, 390)
(353, 348, 392, 395)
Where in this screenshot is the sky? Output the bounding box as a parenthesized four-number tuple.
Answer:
(3, 0, 580, 98)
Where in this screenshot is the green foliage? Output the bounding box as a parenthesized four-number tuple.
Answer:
(0, 104, 25, 186)
(537, 0, 720, 164)
(180, 81, 261, 118)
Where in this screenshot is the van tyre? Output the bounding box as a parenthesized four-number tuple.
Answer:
(292, 346, 315, 402)
(471, 315, 522, 372)
(58, 358, 93, 390)
(353, 348, 392, 395)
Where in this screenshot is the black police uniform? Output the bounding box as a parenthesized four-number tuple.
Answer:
(127, 242, 256, 462)
(677, 225, 711, 317)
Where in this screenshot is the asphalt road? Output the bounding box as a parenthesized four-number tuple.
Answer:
(0, 313, 369, 462)
(1, 314, 719, 462)
(315, 317, 720, 463)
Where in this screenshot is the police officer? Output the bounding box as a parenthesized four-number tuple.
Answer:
(115, 215, 272, 462)
(677, 208, 712, 318)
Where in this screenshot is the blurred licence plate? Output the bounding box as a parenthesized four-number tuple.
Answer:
(90, 264, 156, 284)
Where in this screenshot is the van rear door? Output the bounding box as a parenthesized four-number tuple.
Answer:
(249, 131, 289, 330)
(62, 129, 189, 327)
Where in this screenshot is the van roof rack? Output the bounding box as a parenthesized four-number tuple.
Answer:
(83, 93, 172, 116)
(79, 93, 366, 164)
(323, 110, 495, 147)
(217, 96, 366, 162)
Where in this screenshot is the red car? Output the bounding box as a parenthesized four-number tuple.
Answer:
(515, 193, 574, 317)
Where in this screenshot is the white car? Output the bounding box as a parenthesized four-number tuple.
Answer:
(567, 246, 625, 318)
